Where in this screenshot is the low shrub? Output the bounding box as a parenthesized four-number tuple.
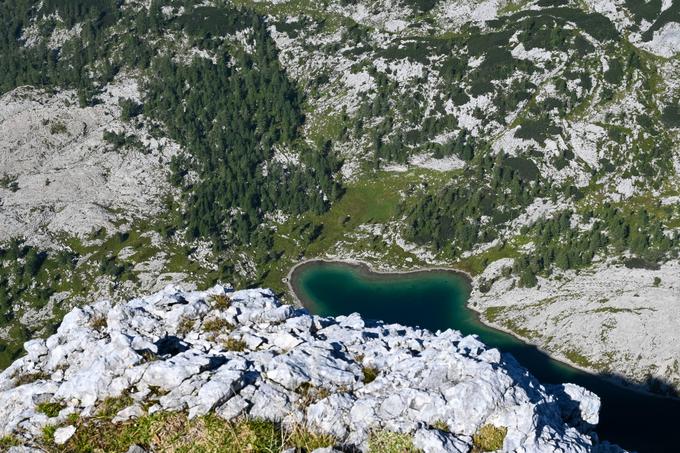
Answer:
(472, 424, 507, 452)
(362, 366, 379, 384)
(368, 430, 418, 453)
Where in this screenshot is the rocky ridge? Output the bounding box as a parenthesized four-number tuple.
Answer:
(0, 285, 623, 452)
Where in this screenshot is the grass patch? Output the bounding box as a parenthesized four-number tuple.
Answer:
(457, 243, 520, 276)
(36, 402, 66, 418)
(48, 412, 336, 453)
(49, 121, 68, 135)
(484, 307, 505, 323)
(472, 424, 507, 452)
(0, 435, 21, 449)
(209, 293, 231, 310)
(89, 314, 107, 331)
(176, 317, 195, 336)
(96, 395, 135, 419)
(13, 371, 50, 386)
(431, 420, 449, 432)
(202, 317, 233, 333)
(564, 349, 594, 368)
(368, 430, 418, 453)
(501, 318, 539, 340)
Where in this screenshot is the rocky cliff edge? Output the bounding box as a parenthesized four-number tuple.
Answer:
(0, 285, 623, 452)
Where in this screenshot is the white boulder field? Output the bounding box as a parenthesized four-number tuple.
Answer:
(0, 285, 623, 452)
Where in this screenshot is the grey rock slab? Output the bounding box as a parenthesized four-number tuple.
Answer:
(125, 445, 147, 453)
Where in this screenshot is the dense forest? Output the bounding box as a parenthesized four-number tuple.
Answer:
(145, 16, 342, 251)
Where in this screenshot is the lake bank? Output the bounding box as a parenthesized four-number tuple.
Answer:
(288, 258, 680, 453)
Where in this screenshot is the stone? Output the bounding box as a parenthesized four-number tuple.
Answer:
(413, 429, 470, 453)
(126, 445, 147, 453)
(216, 395, 250, 420)
(53, 425, 76, 445)
(188, 368, 245, 418)
(112, 404, 144, 423)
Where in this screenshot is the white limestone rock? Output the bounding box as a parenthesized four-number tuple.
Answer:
(0, 285, 623, 452)
(414, 428, 469, 453)
(53, 425, 76, 445)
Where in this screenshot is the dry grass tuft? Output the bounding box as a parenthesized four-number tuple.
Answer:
(295, 382, 331, 407)
(176, 317, 195, 336)
(0, 435, 21, 449)
(90, 314, 108, 331)
(431, 420, 449, 432)
(13, 371, 50, 386)
(203, 317, 233, 333)
(36, 402, 66, 418)
(209, 293, 232, 310)
(223, 338, 247, 352)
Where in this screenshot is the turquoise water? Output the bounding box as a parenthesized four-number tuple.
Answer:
(291, 260, 680, 453)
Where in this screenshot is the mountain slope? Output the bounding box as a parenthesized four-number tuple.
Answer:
(0, 0, 680, 394)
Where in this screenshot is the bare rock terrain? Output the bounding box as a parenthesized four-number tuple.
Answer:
(470, 258, 680, 395)
(0, 79, 178, 246)
(0, 285, 623, 452)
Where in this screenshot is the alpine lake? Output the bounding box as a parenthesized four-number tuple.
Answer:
(290, 260, 680, 453)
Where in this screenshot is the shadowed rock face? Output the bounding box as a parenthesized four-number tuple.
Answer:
(0, 285, 623, 452)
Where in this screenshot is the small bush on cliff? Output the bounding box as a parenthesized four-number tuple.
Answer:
(431, 420, 450, 432)
(223, 337, 247, 352)
(0, 435, 21, 449)
(89, 314, 107, 331)
(472, 424, 507, 452)
(46, 412, 336, 452)
(203, 317, 233, 332)
(49, 121, 68, 135)
(13, 371, 50, 386)
(176, 317, 195, 336)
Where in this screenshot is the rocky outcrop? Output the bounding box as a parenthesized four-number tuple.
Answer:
(0, 285, 623, 452)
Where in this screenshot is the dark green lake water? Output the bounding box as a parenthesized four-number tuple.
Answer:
(291, 260, 680, 453)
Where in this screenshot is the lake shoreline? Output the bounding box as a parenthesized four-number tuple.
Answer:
(286, 257, 678, 403)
